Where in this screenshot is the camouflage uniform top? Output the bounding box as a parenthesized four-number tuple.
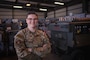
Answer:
(14, 28, 51, 60)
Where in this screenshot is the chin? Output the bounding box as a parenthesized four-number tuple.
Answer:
(29, 25, 37, 28)
(31, 26, 36, 28)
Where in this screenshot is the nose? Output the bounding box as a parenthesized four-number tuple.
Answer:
(31, 19, 37, 23)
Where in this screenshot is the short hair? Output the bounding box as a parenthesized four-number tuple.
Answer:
(26, 11, 38, 18)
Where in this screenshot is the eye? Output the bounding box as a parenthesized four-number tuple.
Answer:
(27, 18, 38, 20)
(34, 18, 38, 20)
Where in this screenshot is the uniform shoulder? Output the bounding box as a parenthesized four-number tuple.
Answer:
(15, 28, 27, 37)
(38, 29, 44, 33)
(37, 29, 46, 36)
(16, 28, 26, 34)
(21, 28, 27, 33)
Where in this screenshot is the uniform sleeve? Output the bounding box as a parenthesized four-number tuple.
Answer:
(14, 30, 31, 59)
(33, 32, 51, 57)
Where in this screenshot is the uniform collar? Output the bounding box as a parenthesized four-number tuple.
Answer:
(26, 27, 40, 36)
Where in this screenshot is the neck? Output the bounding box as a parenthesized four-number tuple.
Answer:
(28, 27, 36, 32)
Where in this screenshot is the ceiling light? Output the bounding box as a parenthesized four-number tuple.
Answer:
(26, 3, 31, 6)
(39, 8, 47, 11)
(54, 2, 64, 5)
(13, 6, 23, 8)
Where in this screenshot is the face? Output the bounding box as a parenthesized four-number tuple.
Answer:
(26, 14, 38, 28)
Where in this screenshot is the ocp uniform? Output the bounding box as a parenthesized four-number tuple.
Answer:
(14, 28, 51, 60)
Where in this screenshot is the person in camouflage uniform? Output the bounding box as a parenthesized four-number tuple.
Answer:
(14, 12, 51, 60)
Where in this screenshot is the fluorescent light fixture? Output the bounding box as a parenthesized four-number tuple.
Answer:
(39, 8, 47, 11)
(13, 6, 23, 8)
(54, 2, 64, 5)
(26, 3, 31, 6)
